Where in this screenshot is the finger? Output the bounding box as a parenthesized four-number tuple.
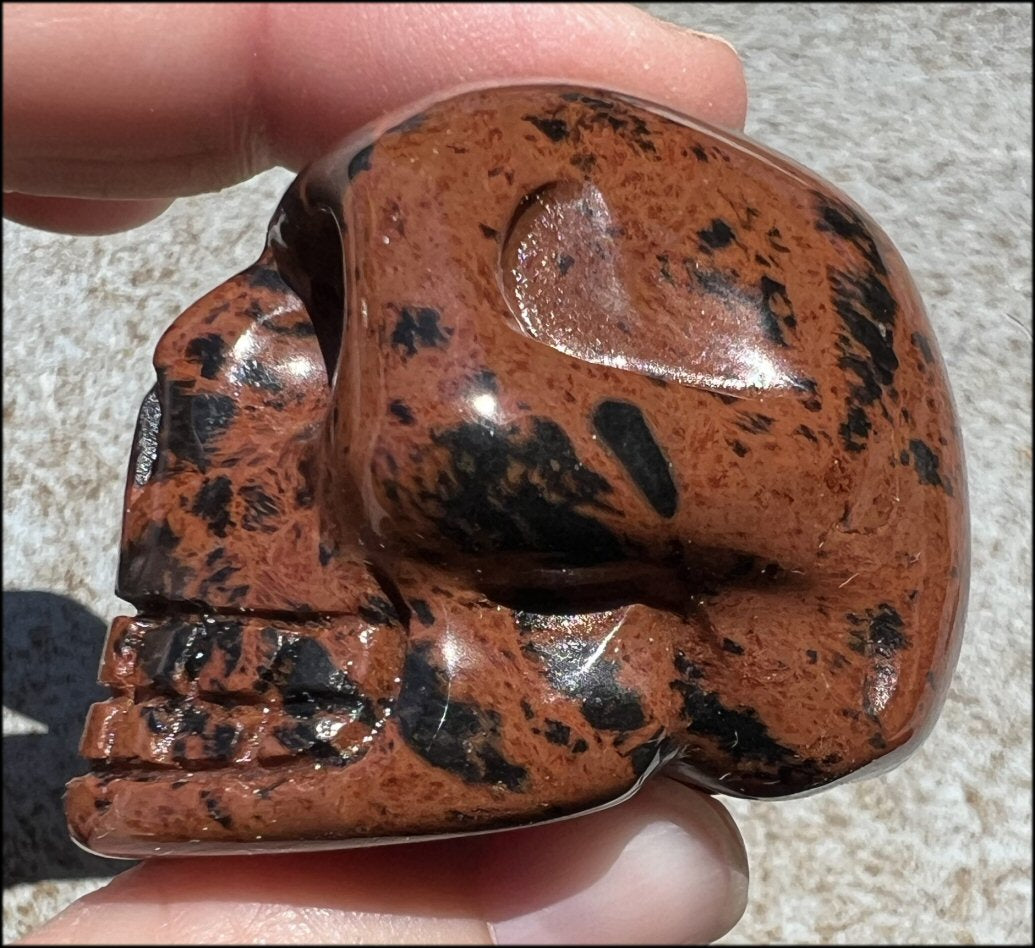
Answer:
(18, 777, 748, 945)
(2, 2, 746, 203)
(2, 193, 173, 234)
(478, 778, 749, 944)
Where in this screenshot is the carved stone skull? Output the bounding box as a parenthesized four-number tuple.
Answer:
(67, 85, 968, 857)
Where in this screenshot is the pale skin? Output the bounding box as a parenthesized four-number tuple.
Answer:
(4, 4, 751, 943)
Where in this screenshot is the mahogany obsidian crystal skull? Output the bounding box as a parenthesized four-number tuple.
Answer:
(66, 84, 969, 857)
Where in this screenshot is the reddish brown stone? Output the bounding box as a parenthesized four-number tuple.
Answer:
(66, 84, 968, 857)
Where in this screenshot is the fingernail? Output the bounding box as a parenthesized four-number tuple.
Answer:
(660, 19, 742, 58)
(489, 815, 748, 945)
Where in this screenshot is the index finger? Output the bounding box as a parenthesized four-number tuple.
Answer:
(2, 2, 746, 202)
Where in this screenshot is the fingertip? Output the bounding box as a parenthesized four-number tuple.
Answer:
(617, 4, 749, 130)
(3, 194, 173, 235)
(478, 777, 749, 945)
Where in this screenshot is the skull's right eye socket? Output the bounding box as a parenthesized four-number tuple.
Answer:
(499, 176, 800, 396)
(270, 187, 346, 386)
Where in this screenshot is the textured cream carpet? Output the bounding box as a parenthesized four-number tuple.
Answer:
(4, 3, 1031, 943)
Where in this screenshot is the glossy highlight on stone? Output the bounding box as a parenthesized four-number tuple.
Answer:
(66, 84, 969, 858)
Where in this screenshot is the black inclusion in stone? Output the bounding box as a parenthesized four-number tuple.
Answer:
(205, 724, 239, 762)
(185, 334, 228, 380)
(409, 598, 436, 627)
(137, 618, 245, 687)
(830, 264, 900, 453)
(202, 793, 234, 828)
(470, 368, 499, 393)
(143, 705, 169, 734)
(396, 642, 528, 790)
(161, 383, 236, 472)
(670, 661, 830, 796)
(273, 722, 318, 753)
(911, 331, 935, 365)
(389, 400, 416, 425)
(839, 405, 872, 451)
(817, 193, 900, 453)
(215, 622, 244, 676)
(759, 276, 792, 347)
(117, 518, 192, 604)
(832, 270, 899, 382)
(262, 630, 374, 723)
(191, 476, 234, 537)
(815, 195, 887, 276)
(591, 401, 677, 518)
(240, 484, 280, 532)
(233, 359, 283, 393)
(387, 112, 427, 135)
(543, 719, 571, 746)
(137, 621, 203, 689)
(628, 730, 669, 776)
(523, 115, 569, 142)
(848, 604, 909, 658)
(868, 604, 909, 656)
(628, 742, 658, 776)
(672, 668, 800, 766)
(358, 596, 398, 626)
(347, 143, 374, 179)
(581, 682, 646, 731)
(265, 319, 317, 338)
(428, 417, 623, 565)
(390, 306, 451, 358)
(170, 704, 211, 742)
(735, 412, 775, 435)
(208, 565, 240, 585)
(279, 637, 345, 695)
(909, 439, 946, 490)
(525, 637, 646, 733)
(247, 265, 289, 292)
(697, 218, 735, 250)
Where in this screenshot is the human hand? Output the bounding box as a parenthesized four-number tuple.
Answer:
(4, 4, 750, 943)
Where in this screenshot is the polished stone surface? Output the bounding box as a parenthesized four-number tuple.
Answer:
(4, 2, 1030, 942)
(66, 82, 968, 857)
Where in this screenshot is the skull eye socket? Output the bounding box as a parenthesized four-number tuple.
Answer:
(501, 178, 633, 363)
(499, 177, 798, 394)
(270, 186, 346, 386)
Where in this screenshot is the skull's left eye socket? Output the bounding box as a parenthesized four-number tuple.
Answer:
(269, 185, 346, 386)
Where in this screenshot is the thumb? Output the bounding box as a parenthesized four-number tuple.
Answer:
(18, 777, 748, 945)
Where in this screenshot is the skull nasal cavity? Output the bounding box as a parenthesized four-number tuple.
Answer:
(271, 189, 346, 385)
